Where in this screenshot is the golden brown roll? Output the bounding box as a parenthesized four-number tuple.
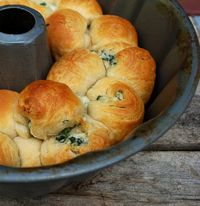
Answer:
(31, 0, 61, 16)
(14, 137, 41, 167)
(18, 80, 84, 140)
(87, 77, 144, 143)
(92, 42, 132, 55)
(59, 0, 103, 20)
(14, 110, 31, 139)
(91, 42, 132, 69)
(47, 49, 106, 96)
(0, 0, 48, 18)
(71, 115, 111, 154)
(0, 90, 30, 139)
(41, 115, 111, 166)
(40, 137, 77, 166)
(0, 90, 18, 138)
(107, 47, 156, 103)
(90, 15, 138, 49)
(0, 133, 20, 167)
(46, 9, 90, 59)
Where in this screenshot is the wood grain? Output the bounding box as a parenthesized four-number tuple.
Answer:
(0, 152, 199, 206)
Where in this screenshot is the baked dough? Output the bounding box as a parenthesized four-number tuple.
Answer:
(92, 42, 132, 69)
(59, 0, 102, 20)
(0, 133, 20, 167)
(18, 80, 84, 140)
(14, 136, 41, 167)
(41, 115, 111, 166)
(41, 136, 76, 166)
(47, 49, 106, 96)
(31, 0, 61, 15)
(46, 9, 90, 59)
(90, 15, 138, 49)
(107, 47, 156, 103)
(92, 42, 132, 56)
(87, 78, 144, 143)
(0, 90, 30, 139)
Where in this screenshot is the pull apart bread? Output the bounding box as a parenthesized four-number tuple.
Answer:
(0, 0, 156, 167)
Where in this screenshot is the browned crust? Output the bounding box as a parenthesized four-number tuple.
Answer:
(18, 80, 83, 140)
(46, 9, 88, 59)
(47, 49, 105, 96)
(0, 133, 20, 167)
(108, 47, 156, 103)
(59, 0, 103, 20)
(87, 78, 144, 143)
(90, 15, 138, 48)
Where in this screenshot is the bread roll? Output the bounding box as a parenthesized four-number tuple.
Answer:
(90, 15, 138, 49)
(87, 78, 144, 143)
(0, 0, 48, 18)
(0, 90, 18, 138)
(107, 47, 156, 103)
(92, 42, 132, 55)
(59, 0, 102, 20)
(31, 0, 61, 15)
(0, 133, 20, 167)
(41, 137, 77, 166)
(14, 137, 41, 167)
(91, 42, 132, 69)
(18, 80, 84, 140)
(41, 115, 110, 166)
(0, 90, 30, 139)
(71, 115, 111, 154)
(47, 49, 105, 96)
(47, 9, 90, 59)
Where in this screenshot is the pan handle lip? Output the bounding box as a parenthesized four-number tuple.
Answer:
(0, 0, 199, 183)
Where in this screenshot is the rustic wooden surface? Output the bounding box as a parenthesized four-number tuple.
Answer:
(0, 19, 199, 206)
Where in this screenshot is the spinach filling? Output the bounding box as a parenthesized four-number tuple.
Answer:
(68, 136, 84, 146)
(56, 127, 87, 146)
(96, 95, 107, 102)
(40, 2, 47, 6)
(96, 91, 124, 102)
(99, 50, 117, 66)
(56, 128, 72, 143)
(97, 95, 103, 101)
(62, 120, 69, 124)
(115, 90, 124, 101)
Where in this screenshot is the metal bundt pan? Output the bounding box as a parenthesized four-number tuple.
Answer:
(0, 0, 199, 197)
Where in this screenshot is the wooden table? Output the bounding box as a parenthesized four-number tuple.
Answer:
(0, 18, 200, 206)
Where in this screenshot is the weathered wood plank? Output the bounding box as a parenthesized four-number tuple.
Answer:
(0, 152, 199, 206)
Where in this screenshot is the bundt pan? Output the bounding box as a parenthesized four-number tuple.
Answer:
(0, 0, 199, 197)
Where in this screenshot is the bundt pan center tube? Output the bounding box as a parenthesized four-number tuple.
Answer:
(0, 0, 199, 197)
(0, 5, 52, 92)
